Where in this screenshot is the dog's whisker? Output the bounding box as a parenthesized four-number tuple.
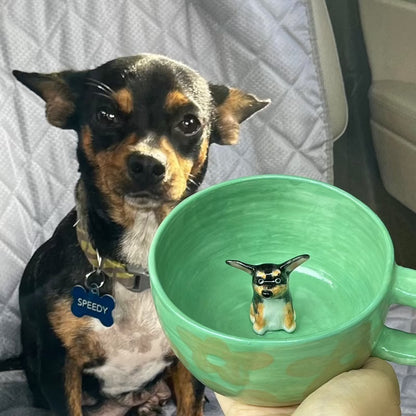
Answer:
(86, 77, 114, 91)
(187, 178, 198, 187)
(188, 174, 200, 185)
(85, 84, 113, 100)
(86, 78, 116, 96)
(85, 87, 111, 99)
(187, 174, 199, 187)
(91, 91, 116, 102)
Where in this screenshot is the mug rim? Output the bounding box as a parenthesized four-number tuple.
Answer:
(149, 174, 395, 345)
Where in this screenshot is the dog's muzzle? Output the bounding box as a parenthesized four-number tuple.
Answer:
(127, 153, 166, 191)
(261, 290, 273, 298)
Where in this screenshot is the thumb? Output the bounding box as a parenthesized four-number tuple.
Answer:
(215, 394, 298, 416)
(293, 357, 401, 416)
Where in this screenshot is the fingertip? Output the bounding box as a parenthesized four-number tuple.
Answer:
(362, 357, 400, 386)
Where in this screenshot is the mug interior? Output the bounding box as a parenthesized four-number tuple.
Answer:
(151, 176, 393, 341)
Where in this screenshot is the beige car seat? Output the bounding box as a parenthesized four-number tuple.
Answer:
(360, 0, 416, 213)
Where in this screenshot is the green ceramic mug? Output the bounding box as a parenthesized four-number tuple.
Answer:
(149, 175, 416, 406)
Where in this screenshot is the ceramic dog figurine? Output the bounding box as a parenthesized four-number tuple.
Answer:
(13, 54, 269, 416)
(226, 254, 309, 335)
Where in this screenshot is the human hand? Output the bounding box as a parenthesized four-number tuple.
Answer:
(215, 357, 401, 416)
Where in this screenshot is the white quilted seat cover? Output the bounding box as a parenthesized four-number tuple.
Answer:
(0, 0, 334, 360)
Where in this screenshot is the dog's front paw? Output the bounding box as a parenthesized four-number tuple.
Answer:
(136, 400, 163, 416)
(134, 379, 171, 416)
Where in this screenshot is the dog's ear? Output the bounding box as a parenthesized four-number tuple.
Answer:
(13, 70, 87, 129)
(209, 84, 270, 145)
(280, 255, 310, 275)
(225, 260, 256, 275)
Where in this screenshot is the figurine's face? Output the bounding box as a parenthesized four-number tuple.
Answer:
(226, 255, 309, 300)
(252, 265, 288, 299)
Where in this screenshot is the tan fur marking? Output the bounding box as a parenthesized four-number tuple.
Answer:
(168, 361, 203, 416)
(215, 89, 248, 145)
(190, 136, 209, 180)
(250, 303, 255, 323)
(216, 88, 262, 145)
(165, 90, 190, 113)
(154, 137, 209, 222)
(254, 302, 266, 331)
(43, 82, 76, 128)
(81, 126, 96, 164)
(49, 298, 105, 415)
(270, 284, 287, 297)
(113, 88, 133, 114)
(81, 127, 139, 228)
(49, 299, 105, 364)
(160, 137, 193, 201)
(254, 285, 263, 297)
(284, 302, 296, 330)
(65, 358, 83, 416)
(216, 114, 239, 145)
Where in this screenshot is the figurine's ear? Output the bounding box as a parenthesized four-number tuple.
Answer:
(225, 260, 256, 275)
(13, 69, 87, 129)
(281, 255, 310, 274)
(210, 84, 270, 145)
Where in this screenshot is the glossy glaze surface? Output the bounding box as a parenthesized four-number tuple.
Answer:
(149, 175, 416, 405)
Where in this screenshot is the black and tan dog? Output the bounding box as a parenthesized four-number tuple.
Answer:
(226, 255, 309, 335)
(13, 54, 268, 416)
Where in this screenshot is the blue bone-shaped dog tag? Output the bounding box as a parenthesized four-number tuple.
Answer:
(71, 285, 115, 327)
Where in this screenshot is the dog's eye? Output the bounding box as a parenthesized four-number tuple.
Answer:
(274, 277, 282, 284)
(257, 278, 264, 285)
(176, 115, 201, 136)
(95, 109, 119, 125)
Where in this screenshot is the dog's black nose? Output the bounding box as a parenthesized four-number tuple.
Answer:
(127, 154, 166, 187)
(262, 290, 273, 298)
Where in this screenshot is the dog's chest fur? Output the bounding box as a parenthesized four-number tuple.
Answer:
(84, 209, 170, 397)
(258, 298, 286, 330)
(120, 208, 159, 270)
(85, 284, 171, 397)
